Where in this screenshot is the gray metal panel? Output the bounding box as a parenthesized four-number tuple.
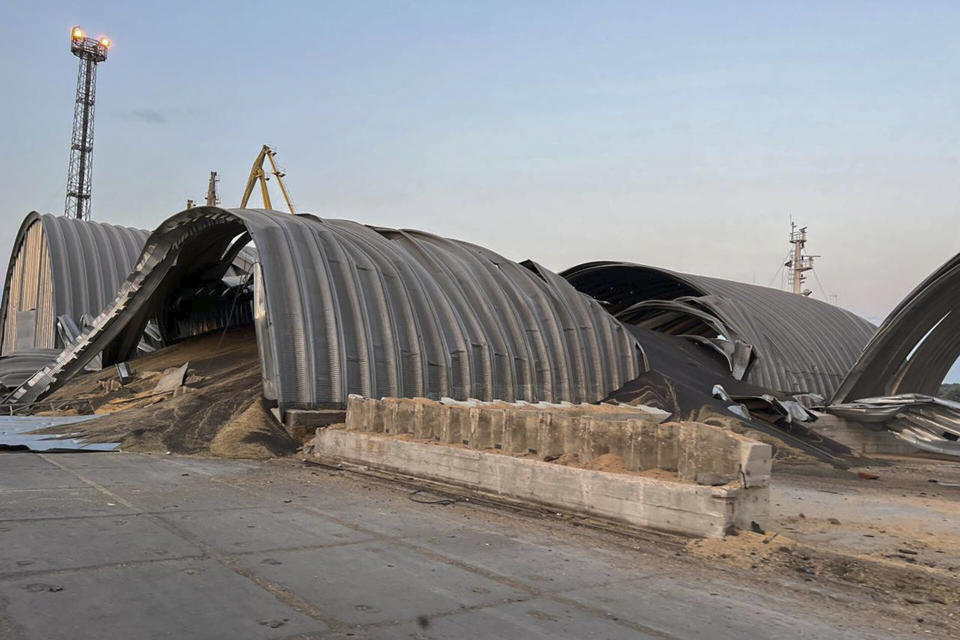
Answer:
(7, 208, 643, 410)
(0, 414, 116, 451)
(562, 262, 877, 398)
(13, 311, 37, 352)
(0, 349, 60, 390)
(833, 252, 960, 402)
(228, 245, 259, 277)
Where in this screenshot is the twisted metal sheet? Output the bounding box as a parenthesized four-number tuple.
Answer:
(562, 261, 876, 398)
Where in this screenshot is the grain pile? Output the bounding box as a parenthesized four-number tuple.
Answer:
(33, 327, 297, 458)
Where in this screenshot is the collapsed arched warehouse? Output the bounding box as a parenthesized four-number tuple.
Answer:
(561, 261, 877, 399)
(0, 212, 259, 390)
(5, 207, 644, 414)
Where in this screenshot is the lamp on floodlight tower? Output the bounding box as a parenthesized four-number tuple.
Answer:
(65, 26, 111, 220)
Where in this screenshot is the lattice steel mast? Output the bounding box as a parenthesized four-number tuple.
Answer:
(65, 27, 110, 220)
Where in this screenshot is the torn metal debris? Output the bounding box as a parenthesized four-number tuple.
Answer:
(827, 394, 960, 456)
(0, 414, 116, 452)
(562, 261, 877, 398)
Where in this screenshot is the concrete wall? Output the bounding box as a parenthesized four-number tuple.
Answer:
(314, 396, 772, 537)
(343, 395, 770, 487)
(313, 429, 769, 538)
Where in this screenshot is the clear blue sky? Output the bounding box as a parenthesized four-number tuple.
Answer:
(3, 1, 960, 380)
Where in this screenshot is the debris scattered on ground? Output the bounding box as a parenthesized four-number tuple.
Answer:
(24, 583, 64, 593)
(115, 362, 134, 385)
(30, 327, 296, 457)
(0, 414, 117, 452)
(152, 362, 189, 394)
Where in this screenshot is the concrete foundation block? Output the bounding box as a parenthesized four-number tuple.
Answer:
(540, 413, 570, 458)
(344, 396, 370, 432)
(336, 397, 771, 534)
(634, 422, 661, 470)
(414, 398, 438, 440)
(656, 422, 680, 471)
(738, 441, 773, 488)
(472, 407, 498, 449)
(371, 398, 392, 433)
(312, 429, 767, 538)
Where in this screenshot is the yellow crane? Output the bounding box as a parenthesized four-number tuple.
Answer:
(240, 145, 296, 213)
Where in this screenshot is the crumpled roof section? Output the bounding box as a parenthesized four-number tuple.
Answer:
(250, 213, 644, 407)
(833, 251, 960, 402)
(562, 261, 877, 398)
(7, 208, 643, 410)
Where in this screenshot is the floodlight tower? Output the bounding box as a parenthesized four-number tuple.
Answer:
(65, 26, 111, 220)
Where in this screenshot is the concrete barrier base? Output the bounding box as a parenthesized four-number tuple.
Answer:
(312, 429, 769, 538)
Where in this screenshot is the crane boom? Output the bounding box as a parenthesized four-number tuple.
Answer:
(240, 145, 295, 213)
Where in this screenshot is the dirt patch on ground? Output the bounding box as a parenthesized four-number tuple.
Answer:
(684, 462, 960, 636)
(32, 327, 297, 458)
(687, 530, 960, 609)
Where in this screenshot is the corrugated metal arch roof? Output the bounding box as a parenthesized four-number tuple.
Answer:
(8, 208, 644, 410)
(833, 251, 960, 402)
(40, 213, 150, 322)
(0, 212, 150, 351)
(562, 261, 877, 398)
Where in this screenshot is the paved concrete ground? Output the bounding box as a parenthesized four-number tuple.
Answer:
(0, 452, 927, 639)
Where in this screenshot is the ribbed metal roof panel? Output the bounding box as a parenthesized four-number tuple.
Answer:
(38, 213, 150, 325)
(0, 212, 150, 352)
(562, 261, 876, 398)
(241, 212, 643, 408)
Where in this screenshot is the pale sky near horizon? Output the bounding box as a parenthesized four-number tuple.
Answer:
(3, 1, 960, 380)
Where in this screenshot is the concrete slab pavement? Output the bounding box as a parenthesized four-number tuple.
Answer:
(0, 451, 928, 639)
